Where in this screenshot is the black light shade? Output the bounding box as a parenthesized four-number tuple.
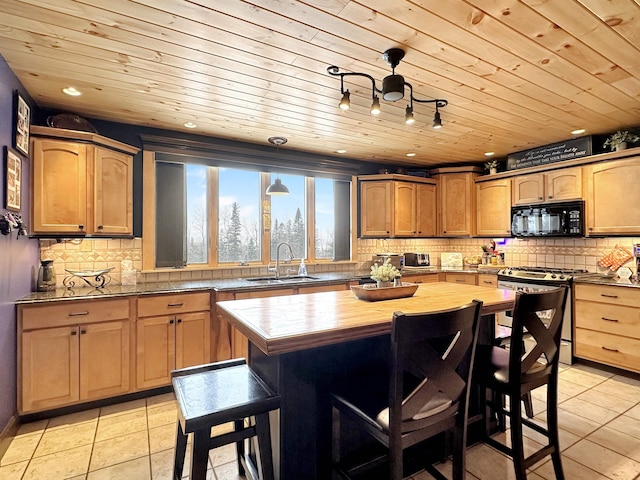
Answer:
(404, 105, 415, 125)
(382, 74, 405, 101)
(266, 178, 289, 195)
(433, 110, 442, 129)
(339, 91, 350, 110)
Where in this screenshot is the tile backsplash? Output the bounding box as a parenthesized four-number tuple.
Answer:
(39, 236, 640, 288)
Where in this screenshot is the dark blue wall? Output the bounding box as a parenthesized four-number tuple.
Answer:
(0, 56, 39, 430)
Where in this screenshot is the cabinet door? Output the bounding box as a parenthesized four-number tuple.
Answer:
(360, 181, 391, 237)
(175, 311, 211, 370)
(393, 182, 417, 236)
(476, 179, 512, 237)
(21, 326, 80, 413)
(136, 316, 175, 389)
(440, 173, 475, 236)
(545, 167, 582, 202)
(93, 147, 133, 235)
(512, 174, 544, 205)
(80, 320, 130, 400)
(31, 139, 88, 234)
(416, 183, 437, 237)
(586, 158, 640, 235)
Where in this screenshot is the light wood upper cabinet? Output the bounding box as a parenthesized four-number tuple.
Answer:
(436, 172, 478, 237)
(416, 182, 437, 237)
(31, 127, 138, 236)
(476, 179, 512, 237)
(360, 181, 391, 237)
(585, 157, 640, 235)
(512, 167, 582, 205)
(359, 176, 437, 238)
(93, 147, 134, 234)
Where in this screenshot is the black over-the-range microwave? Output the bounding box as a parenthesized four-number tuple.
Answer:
(511, 200, 584, 237)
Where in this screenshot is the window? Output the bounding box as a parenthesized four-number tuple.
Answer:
(218, 168, 261, 263)
(186, 164, 208, 264)
(145, 153, 352, 269)
(270, 173, 306, 260)
(315, 177, 335, 259)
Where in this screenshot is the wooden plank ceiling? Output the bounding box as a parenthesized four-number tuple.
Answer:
(0, 0, 639, 168)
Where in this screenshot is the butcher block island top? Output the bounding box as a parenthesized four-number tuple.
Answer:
(216, 282, 516, 355)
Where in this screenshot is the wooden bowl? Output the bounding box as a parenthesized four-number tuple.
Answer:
(350, 283, 419, 301)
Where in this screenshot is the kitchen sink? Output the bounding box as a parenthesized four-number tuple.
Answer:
(244, 275, 319, 282)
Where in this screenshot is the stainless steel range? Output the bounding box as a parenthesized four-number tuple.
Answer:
(496, 266, 587, 364)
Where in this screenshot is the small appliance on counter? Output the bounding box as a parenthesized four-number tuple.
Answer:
(372, 253, 403, 270)
(404, 252, 430, 267)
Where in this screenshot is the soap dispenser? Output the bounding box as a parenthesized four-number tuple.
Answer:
(298, 259, 307, 276)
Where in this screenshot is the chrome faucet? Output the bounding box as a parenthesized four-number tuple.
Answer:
(268, 242, 295, 279)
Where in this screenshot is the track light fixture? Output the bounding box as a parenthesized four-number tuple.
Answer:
(327, 48, 448, 128)
(266, 137, 290, 196)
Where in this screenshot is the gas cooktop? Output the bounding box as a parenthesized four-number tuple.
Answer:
(498, 266, 588, 282)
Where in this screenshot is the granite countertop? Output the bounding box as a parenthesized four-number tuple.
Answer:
(573, 273, 640, 288)
(15, 267, 502, 305)
(16, 272, 363, 304)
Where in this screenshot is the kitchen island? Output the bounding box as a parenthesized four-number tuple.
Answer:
(216, 282, 516, 480)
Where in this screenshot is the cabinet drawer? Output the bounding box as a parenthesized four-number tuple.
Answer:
(404, 274, 439, 284)
(574, 284, 640, 308)
(477, 274, 497, 288)
(137, 292, 210, 317)
(21, 299, 130, 330)
(445, 274, 476, 286)
(575, 301, 640, 339)
(575, 328, 640, 373)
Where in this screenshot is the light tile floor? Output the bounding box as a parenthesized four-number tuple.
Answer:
(1, 363, 639, 479)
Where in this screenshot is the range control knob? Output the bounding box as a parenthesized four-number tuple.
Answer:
(559, 275, 565, 280)
(508, 270, 513, 275)
(551, 274, 557, 279)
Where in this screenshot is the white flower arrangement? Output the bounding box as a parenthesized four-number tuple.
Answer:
(370, 257, 400, 282)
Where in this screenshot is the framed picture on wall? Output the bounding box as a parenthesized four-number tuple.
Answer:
(14, 93, 30, 156)
(5, 147, 22, 211)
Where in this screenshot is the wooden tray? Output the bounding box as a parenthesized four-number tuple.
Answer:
(351, 283, 419, 302)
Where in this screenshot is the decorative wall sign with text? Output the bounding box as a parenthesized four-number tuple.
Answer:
(4, 147, 22, 211)
(507, 137, 592, 170)
(14, 93, 30, 156)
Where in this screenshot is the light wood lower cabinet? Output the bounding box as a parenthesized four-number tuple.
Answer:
(444, 273, 477, 285)
(136, 292, 211, 389)
(574, 283, 640, 373)
(18, 298, 131, 414)
(477, 274, 498, 288)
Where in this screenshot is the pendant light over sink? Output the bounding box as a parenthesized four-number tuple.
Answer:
(266, 136, 289, 196)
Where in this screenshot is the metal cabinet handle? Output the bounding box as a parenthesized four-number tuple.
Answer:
(601, 346, 619, 352)
(70, 330, 77, 336)
(169, 319, 174, 324)
(167, 303, 184, 308)
(455, 279, 466, 283)
(78, 224, 84, 230)
(177, 319, 182, 324)
(97, 225, 104, 229)
(69, 311, 89, 316)
(601, 294, 618, 299)
(548, 195, 553, 199)
(538, 196, 543, 200)
(601, 317, 619, 322)
(80, 329, 86, 335)
(483, 280, 493, 284)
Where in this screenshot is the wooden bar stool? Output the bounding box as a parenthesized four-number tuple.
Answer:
(171, 358, 280, 480)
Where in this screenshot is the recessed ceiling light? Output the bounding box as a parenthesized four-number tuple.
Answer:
(484, 152, 495, 157)
(184, 122, 197, 129)
(571, 129, 586, 135)
(335, 149, 347, 154)
(62, 87, 82, 96)
(406, 152, 416, 157)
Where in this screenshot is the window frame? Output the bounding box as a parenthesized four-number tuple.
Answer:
(142, 150, 353, 271)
